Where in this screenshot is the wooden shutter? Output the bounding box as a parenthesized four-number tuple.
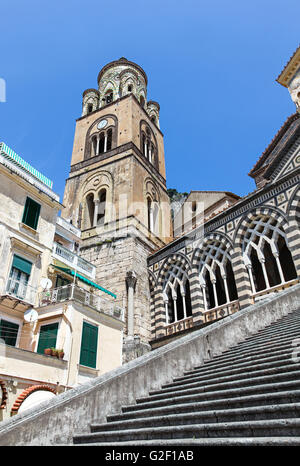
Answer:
(79, 322, 98, 368)
(22, 197, 41, 230)
(37, 322, 58, 354)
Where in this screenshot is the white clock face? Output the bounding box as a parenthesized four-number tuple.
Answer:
(98, 119, 107, 129)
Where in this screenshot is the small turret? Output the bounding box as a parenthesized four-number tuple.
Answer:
(82, 89, 100, 117)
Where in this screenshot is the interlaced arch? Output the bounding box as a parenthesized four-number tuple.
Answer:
(240, 212, 297, 292)
(158, 254, 192, 324)
(193, 234, 238, 311)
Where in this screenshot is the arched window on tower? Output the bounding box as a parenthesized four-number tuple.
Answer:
(86, 194, 95, 229)
(92, 136, 98, 157)
(107, 128, 113, 151)
(87, 104, 93, 114)
(128, 84, 132, 92)
(97, 189, 106, 225)
(151, 116, 156, 124)
(99, 132, 105, 154)
(105, 90, 113, 105)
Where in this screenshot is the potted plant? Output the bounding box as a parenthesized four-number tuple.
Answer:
(44, 348, 52, 356)
(57, 349, 64, 359)
(50, 347, 58, 357)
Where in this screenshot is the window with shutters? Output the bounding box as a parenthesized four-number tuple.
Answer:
(22, 197, 41, 230)
(7, 254, 32, 300)
(0, 319, 19, 346)
(36, 322, 59, 354)
(79, 321, 98, 368)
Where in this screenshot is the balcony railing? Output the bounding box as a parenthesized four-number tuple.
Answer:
(5, 278, 37, 305)
(52, 242, 96, 279)
(39, 284, 125, 322)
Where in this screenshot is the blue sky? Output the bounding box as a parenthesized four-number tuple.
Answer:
(0, 0, 299, 202)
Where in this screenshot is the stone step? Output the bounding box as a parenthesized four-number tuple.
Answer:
(73, 437, 300, 446)
(110, 390, 300, 421)
(73, 418, 300, 444)
(158, 362, 300, 394)
(183, 348, 296, 380)
(140, 370, 300, 403)
(221, 328, 300, 354)
(123, 380, 300, 412)
(245, 320, 300, 340)
(175, 353, 297, 385)
(92, 403, 300, 433)
(199, 341, 295, 368)
(203, 339, 297, 365)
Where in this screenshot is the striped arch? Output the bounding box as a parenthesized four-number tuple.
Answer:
(153, 253, 194, 334)
(287, 186, 300, 276)
(234, 205, 297, 306)
(191, 232, 237, 315)
(148, 270, 158, 340)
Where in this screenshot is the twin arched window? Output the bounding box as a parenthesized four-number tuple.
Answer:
(85, 189, 107, 229)
(91, 128, 113, 157)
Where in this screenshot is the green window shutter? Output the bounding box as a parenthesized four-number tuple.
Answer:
(79, 322, 98, 368)
(11, 255, 32, 275)
(37, 322, 58, 354)
(0, 319, 19, 346)
(22, 197, 41, 230)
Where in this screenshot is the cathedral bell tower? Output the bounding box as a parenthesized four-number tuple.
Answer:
(62, 57, 172, 361)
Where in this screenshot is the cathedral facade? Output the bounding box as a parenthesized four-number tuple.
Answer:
(62, 49, 300, 358)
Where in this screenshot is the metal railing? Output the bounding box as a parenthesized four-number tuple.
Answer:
(52, 242, 96, 279)
(39, 284, 124, 321)
(5, 278, 37, 305)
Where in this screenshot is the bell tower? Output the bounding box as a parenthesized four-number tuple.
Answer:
(62, 57, 172, 361)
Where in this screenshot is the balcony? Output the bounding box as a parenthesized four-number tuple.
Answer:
(52, 242, 96, 280)
(39, 284, 125, 322)
(0, 277, 37, 310)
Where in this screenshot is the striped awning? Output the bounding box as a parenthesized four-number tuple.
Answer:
(54, 265, 117, 299)
(0, 142, 53, 188)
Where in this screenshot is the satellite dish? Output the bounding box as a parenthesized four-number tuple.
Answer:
(40, 278, 52, 290)
(24, 308, 38, 323)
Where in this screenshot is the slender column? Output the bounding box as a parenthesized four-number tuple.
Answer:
(148, 146, 152, 163)
(104, 134, 108, 153)
(93, 199, 99, 227)
(212, 279, 218, 308)
(96, 134, 100, 155)
(182, 292, 187, 319)
(246, 264, 256, 294)
(260, 258, 270, 289)
(223, 276, 230, 303)
(201, 285, 208, 311)
(273, 252, 285, 283)
(144, 140, 148, 158)
(126, 271, 137, 337)
(173, 296, 178, 322)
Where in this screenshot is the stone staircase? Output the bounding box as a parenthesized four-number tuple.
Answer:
(73, 307, 300, 446)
